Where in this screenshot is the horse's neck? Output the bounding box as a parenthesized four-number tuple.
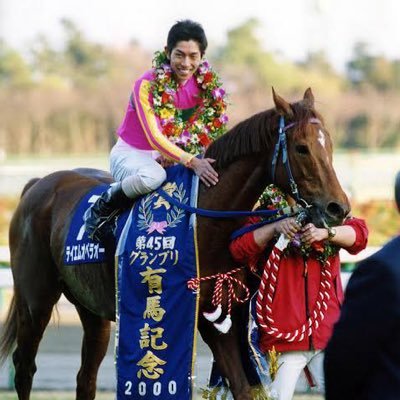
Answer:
(199, 156, 270, 211)
(196, 156, 271, 275)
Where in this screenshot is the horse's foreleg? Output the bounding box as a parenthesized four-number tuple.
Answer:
(75, 305, 111, 400)
(199, 317, 253, 400)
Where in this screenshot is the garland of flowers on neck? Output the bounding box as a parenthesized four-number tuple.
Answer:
(150, 50, 229, 155)
(259, 184, 339, 264)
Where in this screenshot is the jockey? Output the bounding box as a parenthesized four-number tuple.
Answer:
(229, 185, 368, 400)
(84, 19, 228, 241)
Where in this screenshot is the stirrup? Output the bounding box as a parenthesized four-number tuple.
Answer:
(87, 208, 120, 241)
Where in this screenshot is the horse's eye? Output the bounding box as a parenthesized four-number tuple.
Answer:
(296, 144, 309, 155)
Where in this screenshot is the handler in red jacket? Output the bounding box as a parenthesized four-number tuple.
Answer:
(230, 185, 368, 400)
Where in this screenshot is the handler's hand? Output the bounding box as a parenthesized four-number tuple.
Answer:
(301, 223, 327, 245)
(274, 217, 301, 239)
(189, 157, 219, 187)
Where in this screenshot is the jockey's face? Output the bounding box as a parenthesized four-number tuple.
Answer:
(166, 40, 202, 85)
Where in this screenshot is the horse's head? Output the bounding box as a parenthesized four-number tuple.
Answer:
(272, 88, 350, 227)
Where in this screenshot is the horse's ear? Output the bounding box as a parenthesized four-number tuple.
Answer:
(272, 87, 294, 117)
(303, 87, 315, 108)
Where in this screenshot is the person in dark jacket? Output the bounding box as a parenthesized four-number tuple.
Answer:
(324, 170, 400, 400)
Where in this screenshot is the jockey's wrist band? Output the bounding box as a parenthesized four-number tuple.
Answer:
(184, 155, 196, 168)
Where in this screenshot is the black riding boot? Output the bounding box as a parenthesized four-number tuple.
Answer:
(84, 182, 132, 242)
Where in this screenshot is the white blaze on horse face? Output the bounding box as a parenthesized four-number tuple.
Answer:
(317, 128, 331, 164)
(318, 129, 326, 149)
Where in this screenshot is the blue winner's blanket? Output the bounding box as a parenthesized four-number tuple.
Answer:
(64, 184, 109, 265)
(63, 184, 129, 266)
(115, 165, 199, 400)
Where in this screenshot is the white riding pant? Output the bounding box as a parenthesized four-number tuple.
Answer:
(269, 350, 324, 400)
(110, 138, 167, 199)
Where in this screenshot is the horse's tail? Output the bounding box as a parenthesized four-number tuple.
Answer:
(20, 177, 41, 198)
(0, 295, 17, 366)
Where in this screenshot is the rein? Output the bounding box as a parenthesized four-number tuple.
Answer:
(156, 188, 281, 219)
(156, 115, 321, 220)
(156, 116, 320, 236)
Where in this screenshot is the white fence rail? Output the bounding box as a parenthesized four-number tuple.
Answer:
(0, 152, 398, 200)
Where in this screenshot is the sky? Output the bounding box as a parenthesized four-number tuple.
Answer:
(1, 0, 400, 72)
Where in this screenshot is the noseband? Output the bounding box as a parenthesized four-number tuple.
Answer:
(271, 116, 321, 208)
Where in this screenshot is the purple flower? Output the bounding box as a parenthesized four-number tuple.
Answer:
(198, 60, 210, 74)
(275, 196, 282, 203)
(211, 87, 226, 99)
(219, 114, 229, 123)
(160, 117, 174, 127)
(176, 130, 191, 145)
(162, 63, 172, 73)
(164, 86, 175, 95)
(291, 234, 302, 248)
(198, 66, 207, 75)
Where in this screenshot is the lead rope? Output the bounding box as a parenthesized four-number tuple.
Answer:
(256, 235, 332, 342)
(187, 267, 250, 334)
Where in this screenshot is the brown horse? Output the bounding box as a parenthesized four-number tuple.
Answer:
(0, 88, 349, 400)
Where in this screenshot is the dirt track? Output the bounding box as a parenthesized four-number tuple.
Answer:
(0, 391, 324, 399)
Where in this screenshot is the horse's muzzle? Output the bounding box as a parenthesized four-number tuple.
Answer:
(307, 201, 349, 227)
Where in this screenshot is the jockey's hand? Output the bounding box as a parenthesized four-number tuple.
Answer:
(189, 157, 219, 187)
(300, 223, 327, 245)
(156, 155, 175, 168)
(274, 217, 301, 239)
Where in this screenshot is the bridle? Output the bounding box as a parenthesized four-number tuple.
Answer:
(271, 115, 321, 209)
(155, 115, 322, 223)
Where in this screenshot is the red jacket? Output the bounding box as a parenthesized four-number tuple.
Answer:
(230, 217, 368, 353)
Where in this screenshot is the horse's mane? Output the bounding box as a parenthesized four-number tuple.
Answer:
(206, 100, 324, 169)
(205, 109, 275, 169)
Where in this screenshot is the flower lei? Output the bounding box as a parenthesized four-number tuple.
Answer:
(150, 50, 228, 155)
(259, 184, 339, 264)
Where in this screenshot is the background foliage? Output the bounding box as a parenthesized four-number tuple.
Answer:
(1, 18, 400, 155)
(0, 19, 399, 248)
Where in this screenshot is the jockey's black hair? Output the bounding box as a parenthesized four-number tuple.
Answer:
(167, 20, 208, 56)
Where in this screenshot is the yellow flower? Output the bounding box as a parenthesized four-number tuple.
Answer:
(160, 108, 174, 119)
